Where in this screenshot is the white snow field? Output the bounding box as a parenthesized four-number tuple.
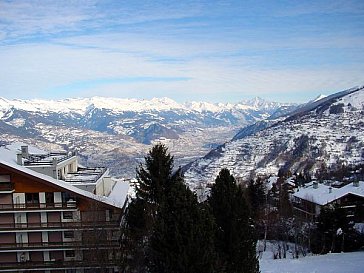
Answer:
(260, 251, 364, 273)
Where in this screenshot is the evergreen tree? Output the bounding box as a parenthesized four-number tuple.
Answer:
(209, 168, 259, 273)
(120, 198, 150, 272)
(121, 144, 217, 272)
(312, 204, 358, 254)
(278, 183, 293, 219)
(246, 178, 266, 220)
(120, 144, 174, 272)
(135, 143, 174, 204)
(149, 173, 216, 273)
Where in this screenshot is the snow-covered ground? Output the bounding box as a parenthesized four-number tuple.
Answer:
(260, 251, 364, 273)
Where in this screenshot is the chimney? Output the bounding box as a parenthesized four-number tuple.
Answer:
(353, 181, 359, 187)
(313, 181, 318, 189)
(329, 186, 332, 193)
(52, 158, 58, 166)
(16, 153, 23, 165)
(21, 146, 29, 158)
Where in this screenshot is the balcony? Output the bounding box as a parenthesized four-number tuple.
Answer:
(23, 152, 76, 166)
(0, 221, 120, 232)
(0, 260, 118, 271)
(0, 202, 77, 212)
(0, 240, 120, 251)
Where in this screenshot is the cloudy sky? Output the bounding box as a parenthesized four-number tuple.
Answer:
(0, 0, 363, 103)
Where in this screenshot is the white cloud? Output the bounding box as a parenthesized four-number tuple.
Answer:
(0, 1, 363, 103)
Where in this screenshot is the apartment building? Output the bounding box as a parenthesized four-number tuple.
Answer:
(0, 144, 128, 272)
(15, 145, 112, 195)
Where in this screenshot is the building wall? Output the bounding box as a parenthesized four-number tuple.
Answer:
(0, 164, 122, 273)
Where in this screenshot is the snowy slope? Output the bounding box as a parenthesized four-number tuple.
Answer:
(260, 251, 364, 273)
(184, 86, 364, 188)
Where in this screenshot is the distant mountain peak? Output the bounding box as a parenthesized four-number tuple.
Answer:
(312, 94, 327, 102)
(0, 96, 293, 115)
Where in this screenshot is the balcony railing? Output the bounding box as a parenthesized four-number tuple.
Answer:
(0, 182, 14, 191)
(0, 202, 77, 211)
(0, 221, 120, 231)
(0, 260, 118, 270)
(23, 152, 76, 166)
(0, 240, 120, 251)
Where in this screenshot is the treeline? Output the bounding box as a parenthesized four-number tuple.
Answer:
(119, 144, 259, 273)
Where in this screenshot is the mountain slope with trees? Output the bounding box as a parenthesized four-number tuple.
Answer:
(184, 86, 364, 188)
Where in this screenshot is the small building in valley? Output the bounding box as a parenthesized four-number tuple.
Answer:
(292, 181, 364, 222)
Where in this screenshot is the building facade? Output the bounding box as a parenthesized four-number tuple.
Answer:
(0, 160, 124, 273)
(16, 145, 112, 195)
(292, 181, 364, 222)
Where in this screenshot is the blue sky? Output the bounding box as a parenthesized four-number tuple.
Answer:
(0, 0, 363, 103)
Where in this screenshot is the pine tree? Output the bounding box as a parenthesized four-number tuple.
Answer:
(120, 144, 174, 272)
(135, 143, 174, 204)
(120, 198, 150, 272)
(246, 178, 266, 220)
(121, 144, 217, 272)
(209, 168, 259, 273)
(149, 173, 216, 273)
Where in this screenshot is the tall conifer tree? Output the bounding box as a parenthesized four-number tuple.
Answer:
(149, 173, 216, 273)
(209, 168, 259, 273)
(120, 144, 174, 272)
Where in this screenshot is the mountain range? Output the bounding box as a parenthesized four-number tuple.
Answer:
(183, 86, 364, 190)
(0, 96, 295, 178)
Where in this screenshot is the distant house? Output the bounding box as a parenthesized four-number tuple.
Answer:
(292, 181, 364, 222)
(0, 143, 129, 272)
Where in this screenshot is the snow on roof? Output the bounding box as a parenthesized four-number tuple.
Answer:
(107, 180, 130, 208)
(0, 142, 48, 164)
(293, 181, 364, 206)
(0, 159, 125, 209)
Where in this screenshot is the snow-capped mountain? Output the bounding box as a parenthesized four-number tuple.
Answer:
(0, 96, 294, 178)
(184, 86, 364, 189)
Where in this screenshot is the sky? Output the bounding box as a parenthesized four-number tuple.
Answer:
(0, 0, 363, 103)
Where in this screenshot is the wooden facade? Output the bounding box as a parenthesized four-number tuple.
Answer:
(293, 190, 364, 223)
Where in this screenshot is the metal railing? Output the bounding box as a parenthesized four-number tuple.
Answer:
(0, 260, 118, 270)
(0, 221, 120, 231)
(0, 240, 120, 250)
(23, 152, 76, 166)
(0, 202, 77, 211)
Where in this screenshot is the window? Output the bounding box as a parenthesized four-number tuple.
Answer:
(0, 175, 13, 191)
(61, 192, 73, 203)
(25, 193, 39, 206)
(0, 175, 10, 182)
(45, 192, 54, 205)
(63, 211, 73, 220)
(65, 250, 75, 258)
(64, 231, 74, 239)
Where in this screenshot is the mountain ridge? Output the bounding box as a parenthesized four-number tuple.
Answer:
(183, 86, 364, 189)
(0, 95, 296, 178)
(0, 96, 293, 115)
